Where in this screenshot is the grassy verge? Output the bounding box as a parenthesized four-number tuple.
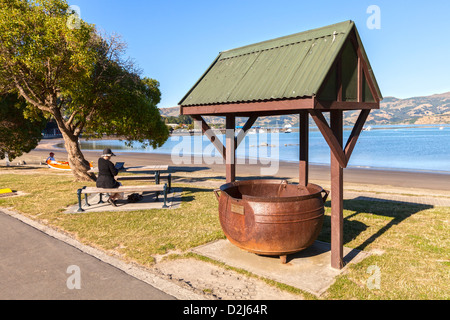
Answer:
(0, 168, 224, 267)
(0, 167, 448, 299)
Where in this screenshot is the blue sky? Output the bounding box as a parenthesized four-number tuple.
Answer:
(70, 0, 450, 108)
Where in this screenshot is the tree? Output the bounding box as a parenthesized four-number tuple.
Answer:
(0, 0, 169, 181)
(0, 94, 47, 162)
(165, 115, 193, 125)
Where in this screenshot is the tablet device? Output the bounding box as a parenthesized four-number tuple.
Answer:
(115, 162, 125, 170)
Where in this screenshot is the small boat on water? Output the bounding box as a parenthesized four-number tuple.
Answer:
(284, 124, 292, 133)
(47, 160, 94, 171)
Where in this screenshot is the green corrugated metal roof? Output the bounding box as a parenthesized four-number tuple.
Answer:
(179, 20, 381, 107)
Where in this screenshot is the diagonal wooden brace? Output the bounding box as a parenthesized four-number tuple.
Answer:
(344, 109, 371, 164)
(192, 115, 226, 159)
(309, 110, 347, 168)
(236, 115, 258, 149)
(309, 109, 371, 169)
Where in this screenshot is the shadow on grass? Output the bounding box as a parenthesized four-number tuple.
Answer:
(319, 198, 433, 251)
(0, 165, 44, 171)
(174, 175, 225, 184)
(168, 166, 211, 173)
(177, 186, 217, 204)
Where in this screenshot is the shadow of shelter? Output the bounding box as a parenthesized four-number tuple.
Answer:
(318, 197, 433, 252)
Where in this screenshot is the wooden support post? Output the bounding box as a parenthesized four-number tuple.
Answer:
(299, 111, 309, 187)
(226, 115, 236, 183)
(330, 110, 344, 269)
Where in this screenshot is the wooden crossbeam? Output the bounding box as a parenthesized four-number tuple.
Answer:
(314, 101, 379, 110)
(181, 98, 314, 116)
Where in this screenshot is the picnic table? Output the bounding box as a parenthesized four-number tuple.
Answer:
(76, 184, 168, 213)
(75, 164, 173, 213)
(117, 165, 171, 190)
(122, 165, 169, 173)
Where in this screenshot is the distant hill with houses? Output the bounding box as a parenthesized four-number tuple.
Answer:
(160, 91, 450, 127)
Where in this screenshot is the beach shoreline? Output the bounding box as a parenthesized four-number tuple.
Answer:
(36, 137, 450, 174)
(6, 138, 450, 192)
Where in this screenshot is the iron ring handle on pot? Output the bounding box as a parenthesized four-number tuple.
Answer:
(213, 189, 221, 202)
(321, 190, 330, 203)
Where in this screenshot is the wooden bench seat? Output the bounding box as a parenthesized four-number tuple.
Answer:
(76, 184, 168, 213)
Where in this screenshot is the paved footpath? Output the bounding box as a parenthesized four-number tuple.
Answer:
(0, 210, 179, 300)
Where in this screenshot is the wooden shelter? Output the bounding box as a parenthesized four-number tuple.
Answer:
(179, 20, 382, 269)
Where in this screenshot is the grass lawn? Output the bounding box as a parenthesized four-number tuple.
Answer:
(0, 168, 448, 300)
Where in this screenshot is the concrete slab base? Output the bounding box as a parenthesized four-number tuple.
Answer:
(192, 239, 371, 297)
(64, 187, 182, 213)
(154, 258, 303, 300)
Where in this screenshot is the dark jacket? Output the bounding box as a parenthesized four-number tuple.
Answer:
(96, 157, 120, 188)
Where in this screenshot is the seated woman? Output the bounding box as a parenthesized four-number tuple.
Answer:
(96, 148, 123, 206)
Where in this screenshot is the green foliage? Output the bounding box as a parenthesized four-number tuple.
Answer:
(79, 66, 169, 148)
(0, 0, 97, 99)
(165, 115, 193, 125)
(0, 94, 46, 161)
(0, 0, 168, 178)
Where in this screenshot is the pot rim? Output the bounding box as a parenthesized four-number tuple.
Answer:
(219, 179, 326, 203)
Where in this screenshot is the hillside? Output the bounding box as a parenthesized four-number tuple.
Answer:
(369, 92, 450, 125)
(159, 91, 450, 127)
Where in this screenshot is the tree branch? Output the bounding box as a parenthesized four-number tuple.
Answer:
(73, 122, 85, 138)
(13, 59, 47, 106)
(13, 76, 51, 113)
(65, 110, 78, 129)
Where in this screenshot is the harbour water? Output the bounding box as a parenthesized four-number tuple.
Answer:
(77, 125, 450, 173)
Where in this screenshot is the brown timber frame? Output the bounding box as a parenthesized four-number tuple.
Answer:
(180, 25, 381, 270)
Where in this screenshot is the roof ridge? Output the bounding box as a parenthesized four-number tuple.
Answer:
(220, 20, 354, 60)
(219, 31, 348, 61)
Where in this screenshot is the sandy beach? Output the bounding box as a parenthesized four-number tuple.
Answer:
(8, 138, 450, 193)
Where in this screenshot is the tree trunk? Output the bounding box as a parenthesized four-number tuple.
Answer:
(49, 106, 96, 182)
(62, 133, 96, 182)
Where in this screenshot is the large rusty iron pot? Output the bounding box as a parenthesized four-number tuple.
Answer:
(214, 180, 329, 262)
